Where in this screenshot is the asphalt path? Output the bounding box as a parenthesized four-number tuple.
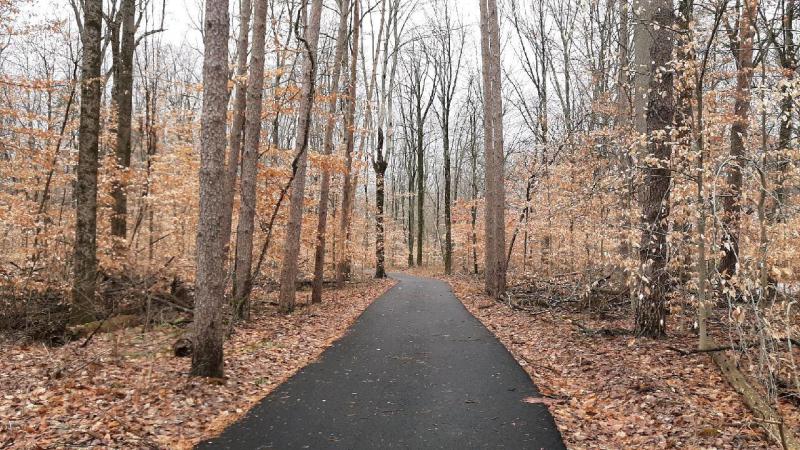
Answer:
(197, 273, 565, 449)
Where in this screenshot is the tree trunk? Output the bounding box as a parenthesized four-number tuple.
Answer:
(374, 153, 388, 278)
(336, 0, 360, 287)
(71, 0, 103, 324)
(278, 0, 324, 312)
(223, 0, 252, 278)
(192, 0, 231, 378)
(232, 0, 268, 318)
(443, 120, 452, 274)
(635, 0, 674, 338)
(719, 0, 757, 278)
(110, 0, 136, 240)
(311, 0, 350, 304)
(479, 0, 506, 297)
(416, 119, 424, 267)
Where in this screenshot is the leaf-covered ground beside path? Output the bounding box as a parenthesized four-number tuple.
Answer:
(0, 278, 395, 449)
(448, 275, 774, 450)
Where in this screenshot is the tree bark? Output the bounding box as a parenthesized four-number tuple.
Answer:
(311, 0, 350, 303)
(279, 0, 324, 312)
(479, 0, 506, 297)
(232, 0, 268, 317)
(71, 0, 103, 324)
(110, 0, 136, 240)
(719, 0, 757, 278)
(192, 0, 231, 378)
(635, 0, 675, 338)
(223, 0, 252, 276)
(336, 0, 360, 287)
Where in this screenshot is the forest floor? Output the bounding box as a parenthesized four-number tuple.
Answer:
(446, 274, 777, 450)
(0, 277, 395, 449)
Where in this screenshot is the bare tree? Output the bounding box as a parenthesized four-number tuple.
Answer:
(232, 0, 269, 316)
(311, 0, 351, 303)
(478, 0, 506, 297)
(719, 0, 758, 280)
(192, 0, 231, 378)
(278, 0, 324, 312)
(432, 0, 464, 275)
(71, 0, 104, 324)
(109, 0, 136, 240)
(634, 0, 675, 338)
(335, 0, 360, 286)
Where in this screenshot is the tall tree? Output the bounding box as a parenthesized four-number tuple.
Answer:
(405, 41, 436, 267)
(278, 0, 325, 312)
(478, 0, 506, 297)
(232, 0, 268, 315)
(71, 0, 103, 324)
(192, 0, 231, 378)
(223, 0, 252, 291)
(719, 0, 758, 278)
(109, 0, 136, 240)
(433, 0, 464, 275)
(311, 0, 350, 303)
(373, 0, 397, 279)
(634, 0, 675, 338)
(335, 0, 360, 287)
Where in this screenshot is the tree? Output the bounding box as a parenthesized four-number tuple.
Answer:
(109, 0, 136, 241)
(478, 0, 506, 297)
(71, 0, 103, 324)
(232, 0, 268, 315)
(278, 0, 324, 312)
(192, 0, 230, 378)
(223, 0, 252, 292)
(404, 39, 436, 267)
(311, 0, 351, 303)
(432, 0, 464, 275)
(634, 0, 675, 338)
(335, 0, 360, 287)
(719, 0, 757, 279)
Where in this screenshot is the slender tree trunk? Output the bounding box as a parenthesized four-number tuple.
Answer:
(279, 0, 324, 312)
(110, 0, 135, 240)
(192, 0, 231, 378)
(443, 117, 452, 274)
(71, 0, 103, 324)
(312, 0, 350, 304)
(223, 0, 252, 275)
(635, 0, 675, 338)
(232, 0, 268, 318)
(719, 0, 757, 278)
(415, 122, 424, 267)
(374, 152, 388, 278)
(336, 0, 360, 287)
(775, 0, 795, 222)
(408, 169, 415, 267)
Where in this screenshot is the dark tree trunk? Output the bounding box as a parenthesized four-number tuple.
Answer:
(110, 0, 136, 240)
(719, 0, 756, 278)
(635, 1, 675, 338)
(72, 0, 104, 324)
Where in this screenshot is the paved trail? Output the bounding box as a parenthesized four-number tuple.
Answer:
(198, 273, 565, 449)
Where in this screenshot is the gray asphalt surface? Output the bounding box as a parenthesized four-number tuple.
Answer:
(197, 273, 565, 449)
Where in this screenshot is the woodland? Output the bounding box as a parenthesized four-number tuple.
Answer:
(2, 0, 800, 447)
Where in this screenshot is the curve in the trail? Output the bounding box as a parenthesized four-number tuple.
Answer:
(197, 273, 565, 449)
